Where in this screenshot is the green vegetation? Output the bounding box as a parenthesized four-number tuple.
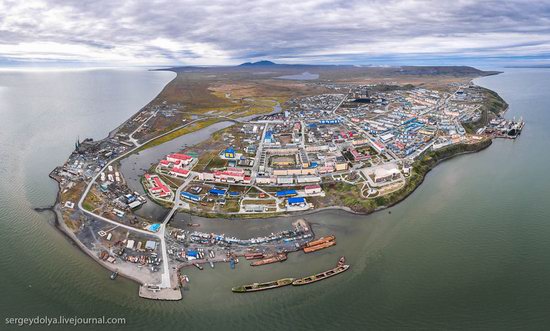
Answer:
(81, 188, 102, 212)
(370, 84, 415, 92)
(194, 151, 223, 172)
(482, 88, 508, 115)
(82, 202, 94, 212)
(316, 182, 376, 212)
(242, 199, 276, 206)
(463, 88, 508, 133)
(206, 156, 227, 169)
(222, 200, 240, 213)
(137, 118, 222, 152)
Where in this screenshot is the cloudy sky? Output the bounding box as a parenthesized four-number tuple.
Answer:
(1, 0, 550, 67)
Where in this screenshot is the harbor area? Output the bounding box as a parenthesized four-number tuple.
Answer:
(167, 218, 314, 271)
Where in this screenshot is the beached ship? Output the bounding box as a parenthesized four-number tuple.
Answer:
(292, 257, 349, 286)
(232, 278, 295, 293)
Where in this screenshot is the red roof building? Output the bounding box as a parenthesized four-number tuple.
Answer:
(166, 153, 193, 165)
(170, 167, 190, 177)
(146, 174, 171, 198)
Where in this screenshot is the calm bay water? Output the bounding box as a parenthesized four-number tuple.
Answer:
(0, 68, 549, 330)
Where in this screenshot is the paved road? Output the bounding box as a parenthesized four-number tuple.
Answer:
(251, 124, 269, 182)
(128, 109, 161, 146)
(331, 91, 349, 114)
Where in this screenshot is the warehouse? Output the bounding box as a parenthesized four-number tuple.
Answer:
(181, 191, 201, 202)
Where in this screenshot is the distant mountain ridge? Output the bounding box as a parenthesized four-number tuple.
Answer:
(239, 60, 277, 66)
(162, 60, 499, 78)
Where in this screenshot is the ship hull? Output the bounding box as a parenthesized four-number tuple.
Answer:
(232, 278, 295, 293)
(292, 265, 349, 286)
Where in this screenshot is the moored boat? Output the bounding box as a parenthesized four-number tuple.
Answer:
(303, 240, 336, 253)
(110, 271, 118, 280)
(178, 274, 188, 286)
(245, 252, 264, 260)
(232, 278, 295, 293)
(193, 263, 204, 270)
(305, 235, 336, 248)
(250, 253, 287, 266)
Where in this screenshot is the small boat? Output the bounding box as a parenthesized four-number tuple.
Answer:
(230, 259, 235, 269)
(110, 271, 118, 280)
(187, 223, 200, 227)
(193, 263, 204, 270)
(232, 278, 295, 293)
(178, 274, 187, 286)
(210, 261, 215, 269)
(184, 275, 189, 282)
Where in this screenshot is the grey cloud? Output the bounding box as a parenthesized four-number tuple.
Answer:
(1, 0, 550, 65)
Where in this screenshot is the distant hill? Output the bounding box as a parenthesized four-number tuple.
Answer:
(398, 66, 500, 76)
(239, 60, 277, 67)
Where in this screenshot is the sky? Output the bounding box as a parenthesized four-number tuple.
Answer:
(1, 0, 550, 67)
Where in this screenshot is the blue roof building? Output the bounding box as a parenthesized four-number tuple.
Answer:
(224, 147, 235, 159)
(288, 197, 306, 205)
(181, 191, 201, 202)
(276, 189, 297, 197)
(209, 189, 227, 196)
(319, 119, 340, 125)
(264, 131, 274, 143)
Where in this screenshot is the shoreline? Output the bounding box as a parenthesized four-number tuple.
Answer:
(40, 176, 148, 288)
